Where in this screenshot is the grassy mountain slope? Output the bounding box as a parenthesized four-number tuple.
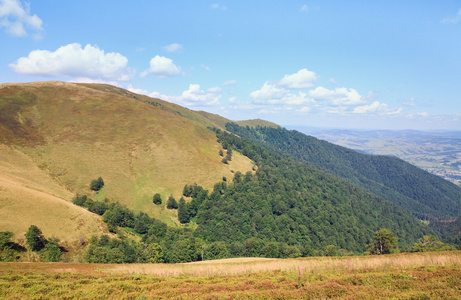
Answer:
(0, 81, 253, 232)
(0, 144, 107, 246)
(225, 124, 461, 220)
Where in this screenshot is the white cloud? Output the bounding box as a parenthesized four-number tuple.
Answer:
(9, 43, 134, 81)
(178, 84, 221, 106)
(141, 55, 182, 78)
(442, 8, 461, 24)
(308, 86, 365, 105)
(353, 101, 402, 115)
(128, 84, 221, 107)
(250, 82, 314, 106)
(163, 43, 183, 53)
(0, 0, 42, 37)
(250, 82, 288, 101)
(127, 85, 165, 99)
(279, 92, 313, 105)
(300, 4, 308, 12)
(278, 68, 317, 89)
(223, 79, 237, 86)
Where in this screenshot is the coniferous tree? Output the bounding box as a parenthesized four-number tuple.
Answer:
(167, 195, 178, 209)
(178, 197, 190, 223)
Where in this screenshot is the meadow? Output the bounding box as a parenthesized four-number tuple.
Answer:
(1, 251, 460, 299)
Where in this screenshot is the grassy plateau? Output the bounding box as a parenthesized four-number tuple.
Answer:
(0, 251, 460, 299)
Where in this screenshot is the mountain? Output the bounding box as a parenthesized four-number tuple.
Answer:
(0, 81, 452, 258)
(0, 81, 253, 243)
(224, 124, 461, 220)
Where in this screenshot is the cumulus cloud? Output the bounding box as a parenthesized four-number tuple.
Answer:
(353, 101, 402, 115)
(141, 55, 182, 78)
(278, 68, 317, 89)
(248, 69, 405, 118)
(163, 43, 183, 53)
(442, 8, 461, 24)
(308, 87, 365, 105)
(9, 43, 134, 81)
(250, 82, 314, 106)
(128, 84, 221, 107)
(250, 82, 288, 102)
(179, 84, 221, 105)
(0, 0, 42, 37)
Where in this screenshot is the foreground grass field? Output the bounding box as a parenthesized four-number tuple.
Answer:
(1, 251, 460, 299)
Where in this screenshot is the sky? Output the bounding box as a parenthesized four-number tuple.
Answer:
(1, 1, 460, 130)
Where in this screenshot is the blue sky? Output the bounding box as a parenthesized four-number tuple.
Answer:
(1, 0, 460, 130)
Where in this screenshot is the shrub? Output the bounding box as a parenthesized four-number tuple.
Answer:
(25, 225, 47, 252)
(90, 177, 104, 191)
(153, 193, 162, 205)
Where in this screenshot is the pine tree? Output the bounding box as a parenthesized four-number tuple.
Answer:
(167, 195, 178, 209)
(178, 197, 190, 223)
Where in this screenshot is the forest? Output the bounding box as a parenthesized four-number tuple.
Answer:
(224, 123, 461, 220)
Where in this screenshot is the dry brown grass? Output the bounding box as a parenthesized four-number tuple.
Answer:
(108, 251, 461, 277)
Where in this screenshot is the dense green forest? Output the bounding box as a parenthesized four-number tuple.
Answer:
(224, 123, 461, 220)
(192, 128, 433, 253)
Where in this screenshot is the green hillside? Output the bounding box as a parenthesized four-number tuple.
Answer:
(0, 81, 254, 243)
(224, 123, 461, 220)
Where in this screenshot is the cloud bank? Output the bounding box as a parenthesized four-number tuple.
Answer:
(249, 68, 402, 117)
